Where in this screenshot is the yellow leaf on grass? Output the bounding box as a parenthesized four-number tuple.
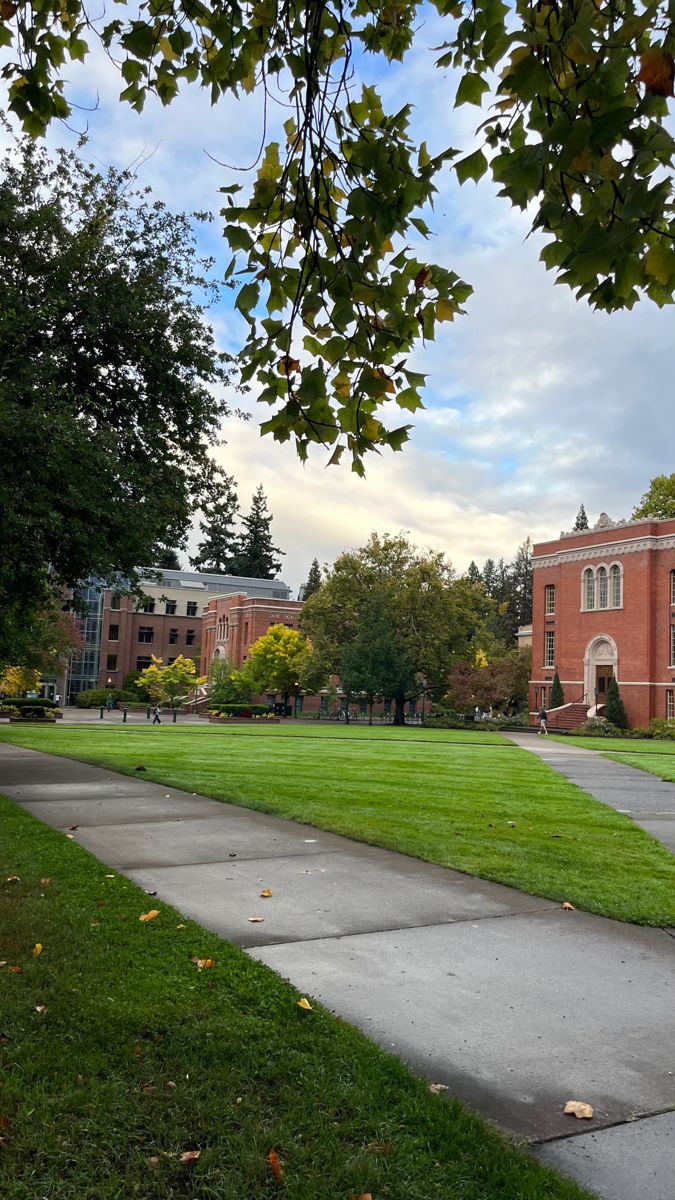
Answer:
(564, 1100, 594, 1119)
(8, 966, 22, 974)
(180, 1149, 201, 1164)
(297, 997, 313, 1011)
(260, 888, 273, 898)
(176, 923, 186, 929)
(35, 1005, 47, 1013)
(139, 910, 160, 922)
(190, 956, 216, 970)
(33, 943, 43, 957)
(40, 878, 51, 886)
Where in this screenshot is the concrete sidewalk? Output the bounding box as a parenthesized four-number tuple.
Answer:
(506, 732, 675, 853)
(1, 741, 674, 1200)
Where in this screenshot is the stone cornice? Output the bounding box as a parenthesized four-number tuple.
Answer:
(533, 533, 675, 568)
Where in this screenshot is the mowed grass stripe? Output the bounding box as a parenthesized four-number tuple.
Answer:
(1, 725, 674, 925)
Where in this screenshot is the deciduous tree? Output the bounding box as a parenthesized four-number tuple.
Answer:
(0, 136, 233, 664)
(301, 533, 486, 725)
(632, 474, 675, 519)
(240, 624, 318, 704)
(137, 655, 206, 707)
(4, 2, 673, 472)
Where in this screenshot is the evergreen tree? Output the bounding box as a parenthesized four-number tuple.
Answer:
(604, 676, 628, 729)
(550, 671, 565, 709)
(230, 485, 284, 579)
(510, 538, 533, 626)
(482, 559, 498, 597)
(190, 472, 241, 574)
(466, 561, 482, 586)
(301, 558, 322, 600)
(573, 504, 589, 531)
(155, 548, 181, 570)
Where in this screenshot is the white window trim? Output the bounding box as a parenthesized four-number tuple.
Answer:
(544, 584, 556, 616)
(581, 566, 596, 611)
(607, 560, 624, 609)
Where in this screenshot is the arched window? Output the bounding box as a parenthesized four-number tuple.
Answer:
(597, 565, 608, 609)
(583, 567, 595, 610)
(610, 564, 622, 608)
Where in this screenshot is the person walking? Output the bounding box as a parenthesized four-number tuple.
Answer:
(152, 705, 162, 725)
(538, 707, 548, 735)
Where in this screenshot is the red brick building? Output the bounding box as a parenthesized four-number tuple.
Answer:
(201, 593, 304, 675)
(530, 513, 675, 727)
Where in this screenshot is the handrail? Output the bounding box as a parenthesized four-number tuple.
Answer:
(547, 693, 587, 729)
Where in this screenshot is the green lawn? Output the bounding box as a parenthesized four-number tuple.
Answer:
(0, 795, 591, 1200)
(554, 734, 675, 783)
(1, 723, 675, 924)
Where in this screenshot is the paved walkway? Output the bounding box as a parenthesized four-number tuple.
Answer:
(506, 732, 675, 853)
(1, 741, 674, 1200)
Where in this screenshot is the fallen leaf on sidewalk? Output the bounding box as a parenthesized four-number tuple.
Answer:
(33, 944, 43, 957)
(561, 902, 576, 911)
(68, 825, 79, 831)
(248, 916, 264, 923)
(180, 1149, 201, 1165)
(260, 888, 273, 898)
(297, 997, 313, 1011)
(267, 1149, 283, 1182)
(564, 1100, 593, 1119)
(429, 1083, 448, 1093)
(139, 910, 160, 922)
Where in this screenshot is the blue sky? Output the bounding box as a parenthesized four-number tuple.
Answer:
(5, 8, 675, 593)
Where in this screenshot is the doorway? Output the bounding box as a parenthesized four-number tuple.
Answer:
(595, 665, 613, 698)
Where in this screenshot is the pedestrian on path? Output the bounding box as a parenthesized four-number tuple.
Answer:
(538, 707, 548, 735)
(152, 705, 162, 725)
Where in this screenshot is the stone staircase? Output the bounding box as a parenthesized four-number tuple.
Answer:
(543, 702, 589, 731)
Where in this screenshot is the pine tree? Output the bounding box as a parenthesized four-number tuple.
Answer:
(510, 538, 533, 626)
(230, 485, 284, 579)
(190, 472, 241, 574)
(482, 558, 497, 597)
(550, 670, 565, 708)
(573, 504, 589, 531)
(604, 676, 628, 729)
(466, 561, 482, 586)
(155, 548, 181, 570)
(302, 558, 322, 599)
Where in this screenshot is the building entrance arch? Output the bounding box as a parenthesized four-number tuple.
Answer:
(584, 635, 618, 710)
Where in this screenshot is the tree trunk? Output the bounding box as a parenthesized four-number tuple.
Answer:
(368, 700, 373, 726)
(393, 694, 406, 726)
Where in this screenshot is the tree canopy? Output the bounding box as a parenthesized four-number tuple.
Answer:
(191, 472, 242, 574)
(301, 559, 323, 601)
(632, 473, 675, 518)
(3, 0, 674, 473)
(0, 136, 232, 665)
(231, 486, 285, 579)
(301, 532, 488, 723)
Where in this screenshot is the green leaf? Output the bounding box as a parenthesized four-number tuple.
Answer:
(455, 73, 490, 107)
(235, 282, 260, 315)
(455, 149, 488, 185)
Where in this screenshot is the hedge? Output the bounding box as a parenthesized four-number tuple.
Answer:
(0, 696, 56, 708)
(208, 703, 271, 717)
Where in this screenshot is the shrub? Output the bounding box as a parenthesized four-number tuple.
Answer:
(123, 670, 152, 703)
(209, 703, 270, 717)
(1, 696, 55, 708)
(570, 717, 622, 737)
(76, 689, 123, 708)
(604, 676, 629, 729)
(15, 706, 56, 720)
(0, 706, 20, 717)
(647, 718, 675, 740)
(550, 671, 565, 709)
